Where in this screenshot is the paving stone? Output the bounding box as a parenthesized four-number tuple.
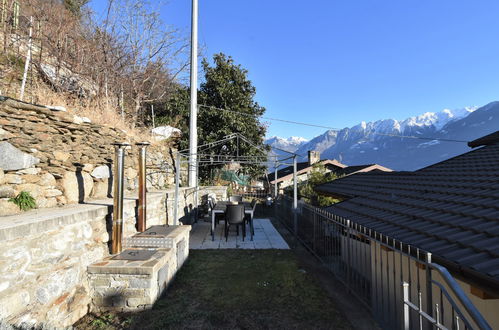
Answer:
(190, 219, 289, 250)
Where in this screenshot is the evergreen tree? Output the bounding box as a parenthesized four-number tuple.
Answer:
(198, 53, 268, 181)
(157, 53, 268, 182)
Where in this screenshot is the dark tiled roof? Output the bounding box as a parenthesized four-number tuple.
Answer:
(268, 161, 311, 182)
(336, 164, 375, 176)
(317, 141, 499, 286)
(468, 131, 499, 148)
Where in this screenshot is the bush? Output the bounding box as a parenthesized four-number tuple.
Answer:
(9, 191, 37, 211)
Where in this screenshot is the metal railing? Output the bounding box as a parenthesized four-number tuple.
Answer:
(274, 196, 492, 330)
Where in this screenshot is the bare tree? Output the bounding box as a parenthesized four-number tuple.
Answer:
(103, 0, 189, 125)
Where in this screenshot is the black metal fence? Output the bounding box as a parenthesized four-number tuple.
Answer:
(274, 196, 492, 330)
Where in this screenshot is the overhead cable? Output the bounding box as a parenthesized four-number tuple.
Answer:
(198, 104, 469, 143)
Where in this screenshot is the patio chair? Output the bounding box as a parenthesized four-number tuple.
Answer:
(209, 199, 225, 226)
(229, 195, 243, 202)
(245, 199, 257, 240)
(225, 204, 246, 241)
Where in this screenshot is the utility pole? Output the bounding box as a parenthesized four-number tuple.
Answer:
(19, 16, 33, 101)
(188, 0, 198, 187)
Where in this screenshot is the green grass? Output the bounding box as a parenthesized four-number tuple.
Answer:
(76, 250, 351, 330)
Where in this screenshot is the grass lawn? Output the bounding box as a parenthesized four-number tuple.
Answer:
(75, 250, 352, 330)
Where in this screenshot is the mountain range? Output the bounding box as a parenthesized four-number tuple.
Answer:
(266, 102, 499, 171)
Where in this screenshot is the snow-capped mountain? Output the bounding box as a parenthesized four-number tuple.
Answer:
(265, 136, 307, 152)
(266, 103, 498, 171)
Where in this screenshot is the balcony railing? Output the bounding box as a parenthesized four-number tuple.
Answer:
(273, 196, 492, 330)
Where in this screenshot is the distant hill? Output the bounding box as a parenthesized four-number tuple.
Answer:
(266, 102, 499, 171)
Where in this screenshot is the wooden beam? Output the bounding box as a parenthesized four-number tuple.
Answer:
(470, 286, 496, 300)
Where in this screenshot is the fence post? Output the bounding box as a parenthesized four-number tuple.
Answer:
(425, 252, 433, 327)
(313, 208, 317, 253)
(173, 152, 181, 225)
(403, 282, 410, 330)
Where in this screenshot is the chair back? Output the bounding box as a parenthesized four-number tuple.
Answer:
(229, 195, 243, 202)
(225, 204, 245, 224)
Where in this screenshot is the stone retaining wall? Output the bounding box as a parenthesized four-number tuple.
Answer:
(0, 191, 171, 328)
(0, 97, 176, 216)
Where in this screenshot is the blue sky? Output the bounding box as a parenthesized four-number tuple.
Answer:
(90, 0, 499, 140)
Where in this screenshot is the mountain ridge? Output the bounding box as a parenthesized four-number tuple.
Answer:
(266, 102, 498, 171)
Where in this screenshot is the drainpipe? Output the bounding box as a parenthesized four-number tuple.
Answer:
(111, 142, 129, 254)
(136, 142, 150, 232)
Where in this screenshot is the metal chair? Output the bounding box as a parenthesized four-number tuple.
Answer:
(229, 195, 243, 202)
(245, 199, 257, 240)
(209, 200, 225, 226)
(224, 204, 246, 241)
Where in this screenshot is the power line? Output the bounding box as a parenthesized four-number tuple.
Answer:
(198, 104, 469, 143)
(198, 104, 342, 130)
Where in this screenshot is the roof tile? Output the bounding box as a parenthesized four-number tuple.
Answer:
(319, 140, 499, 285)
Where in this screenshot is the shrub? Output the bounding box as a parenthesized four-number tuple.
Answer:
(9, 191, 37, 211)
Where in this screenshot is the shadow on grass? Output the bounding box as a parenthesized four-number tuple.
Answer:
(75, 250, 352, 330)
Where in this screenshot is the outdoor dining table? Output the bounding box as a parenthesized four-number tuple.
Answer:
(210, 201, 254, 241)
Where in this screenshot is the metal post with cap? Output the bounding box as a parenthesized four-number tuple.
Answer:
(188, 0, 198, 187)
(136, 142, 150, 232)
(111, 142, 129, 254)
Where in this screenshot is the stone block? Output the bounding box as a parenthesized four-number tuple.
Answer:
(17, 167, 41, 175)
(17, 183, 44, 198)
(91, 165, 111, 179)
(53, 151, 71, 162)
(0, 199, 20, 216)
(92, 179, 110, 198)
(125, 167, 137, 179)
(82, 171, 94, 200)
(0, 290, 30, 319)
(0, 142, 40, 171)
(4, 174, 23, 184)
(82, 163, 94, 172)
(60, 171, 79, 203)
(129, 277, 152, 289)
(0, 185, 16, 198)
(39, 173, 56, 187)
(22, 174, 41, 183)
(126, 297, 149, 308)
(44, 188, 62, 197)
(0, 168, 4, 184)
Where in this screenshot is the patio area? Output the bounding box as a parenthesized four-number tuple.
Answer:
(189, 218, 290, 249)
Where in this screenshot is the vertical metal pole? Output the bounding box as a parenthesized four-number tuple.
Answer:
(111, 142, 129, 254)
(136, 142, 149, 232)
(403, 282, 410, 330)
(188, 0, 198, 187)
(426, 252, 433, 328)
(174, 152, 181, 225)
(151, 104, 155, 128)
(274, 163, 278, 197)
(293, 155, 298, 209)
(19, 16, 33, 101)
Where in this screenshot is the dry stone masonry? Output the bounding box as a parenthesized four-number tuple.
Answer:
(0, 96, 176, 216)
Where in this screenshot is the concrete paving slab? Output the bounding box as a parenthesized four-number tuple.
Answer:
(190, 219, 289, 250)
